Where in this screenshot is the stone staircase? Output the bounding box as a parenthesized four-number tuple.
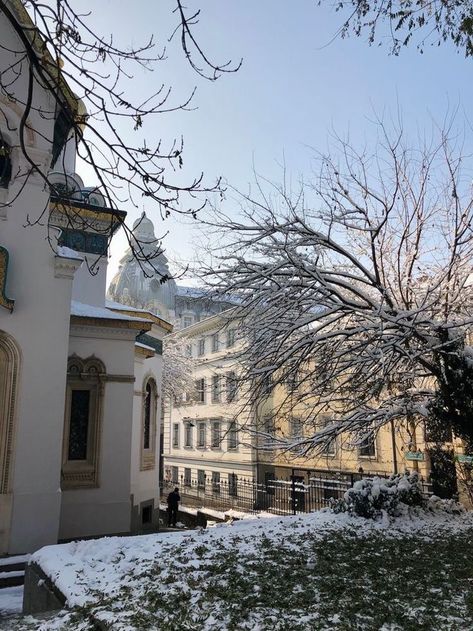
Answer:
(0, 554, 30, 589)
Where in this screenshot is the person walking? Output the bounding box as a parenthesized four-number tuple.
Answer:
(167, 487, 180, 527)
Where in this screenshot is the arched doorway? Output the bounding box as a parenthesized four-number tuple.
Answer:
(0, 331, 20, 553)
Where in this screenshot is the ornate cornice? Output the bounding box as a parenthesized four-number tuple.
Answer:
(108, 306, 173, 332)
(135, 345, 155, 359)
(54, 253, 83, 279)
(70, 315, 152, 332)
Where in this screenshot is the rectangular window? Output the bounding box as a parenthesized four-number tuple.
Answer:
(424, 421, 453, 443)
(184, 423, 193, 448)
(264, 415, 276, 436)
(185, 343, 192, 357)
(172, 423, 179, 448)
(228, 421, 238, 450)
(211, 375, 220, 403)
(184, 468, 192, 486)
(212, 471, 220, 494)
(211, 421, 222, 448)
(195, 378, 205, 403)
(198, 469, 206, 489)
(211, 333, 219, 352)
(198, 338, 205, 356)
(359, 430, 376, 457)
(290, 417, 303, 439)
(262, 374, 272, 395)
(319, 418, 336, 456)
(68, 390, 91, 460)
(226, 371, 238, 403)
(286, 371, 300, 392)
(171, 466, 179, 484)
(183, 316, 193, 328)
(226, 329, 235, 348)
(197, 422, 206, 448)
(228, 473, 238, 497)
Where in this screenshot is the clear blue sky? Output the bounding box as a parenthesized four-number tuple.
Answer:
(73, 0, 473, 282)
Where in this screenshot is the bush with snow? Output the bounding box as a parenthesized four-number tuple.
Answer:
(331, 472, 426, 519)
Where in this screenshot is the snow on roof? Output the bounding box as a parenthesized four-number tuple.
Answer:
(56, 246, 84, 261)
(105, 299, 144, 313)
(105, 299, 172, 328)
(176, 284, 239, 304)
(71, 300, 150, 323)
(176, 285, 210, 299)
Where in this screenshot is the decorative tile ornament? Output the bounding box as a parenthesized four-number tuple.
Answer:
(0, 246, 14, 312)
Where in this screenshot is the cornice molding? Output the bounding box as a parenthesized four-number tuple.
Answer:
(54, 254, 82, 279)
(70, 315, 152, 332)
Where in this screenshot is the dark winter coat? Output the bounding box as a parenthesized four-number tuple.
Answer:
(167, 490, 180, 508)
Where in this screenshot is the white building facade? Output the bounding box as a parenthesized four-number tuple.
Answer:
(0, 1, 169, 554)
(162, 314, 257, 505)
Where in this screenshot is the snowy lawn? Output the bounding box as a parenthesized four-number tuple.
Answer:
(8, 509, 473, 630)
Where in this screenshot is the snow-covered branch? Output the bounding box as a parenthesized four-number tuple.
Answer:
(201, 121, 473, 452)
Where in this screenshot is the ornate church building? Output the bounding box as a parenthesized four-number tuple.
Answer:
(0, 1, 170, 554)
(107, 213, 233, 330)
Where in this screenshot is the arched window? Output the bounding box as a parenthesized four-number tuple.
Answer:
(62, 355, 106, 489)
(141, 377, 157, 470)
(143, 381, 152, 450)
(0, 141, 12, 189)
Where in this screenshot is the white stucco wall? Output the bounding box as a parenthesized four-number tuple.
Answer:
(59, 327, 136, 540)
(0, 12, 78, 554)
(130, 319, 168, 528)
(71, 259, 109, 307)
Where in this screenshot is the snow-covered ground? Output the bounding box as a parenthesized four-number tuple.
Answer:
(0, 585, 23, 615)
(6, 507, 473, 630)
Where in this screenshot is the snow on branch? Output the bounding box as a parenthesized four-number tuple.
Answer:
(200, 120, 473, 453)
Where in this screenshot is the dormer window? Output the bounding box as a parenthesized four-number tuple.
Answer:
(0, 141, 12, 189)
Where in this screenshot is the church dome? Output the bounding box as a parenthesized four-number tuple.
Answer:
(132, 212, 156, 242)
(107, 212, 177, 318)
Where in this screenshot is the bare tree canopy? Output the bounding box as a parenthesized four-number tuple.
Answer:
(162, 335, 194, 401)
(202, 121, 473, 454)
(0, 0, 240, 272)
(330, 0, 473, 56)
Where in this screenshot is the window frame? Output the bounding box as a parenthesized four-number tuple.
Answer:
(226, 371, 238, 403)
(228, 473, 238, 497)
(211, 420, 222, 449)
(172, 423, 180, 448)
(184, 422, 193, 448)
(197, 338, 205, 357)
(195, 377, 206, 403)
(184, 467, 192, 487)
(197, 421, 206, 448)
(228, 421, 238, 450)
(358, 429, 377, 458)
(226, 329, 235, 348)
(212, 471, 221, 494)
(171, 466, 179, 484)
(197, 469, 206, 489)
(141, 377, 158, 471)
(211, 374, 220, 403)
(62, 356, 105, 490)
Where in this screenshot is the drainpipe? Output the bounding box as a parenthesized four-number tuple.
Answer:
(390, 419, 398, 474)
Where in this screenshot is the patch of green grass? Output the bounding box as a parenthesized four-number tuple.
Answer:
(7, 524, 473, 630)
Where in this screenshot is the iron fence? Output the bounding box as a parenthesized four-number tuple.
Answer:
(161, 470, 433, 516)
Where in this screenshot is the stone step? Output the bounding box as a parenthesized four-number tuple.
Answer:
(0, 570, 25, 588)
(0, 555, 30, 588)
